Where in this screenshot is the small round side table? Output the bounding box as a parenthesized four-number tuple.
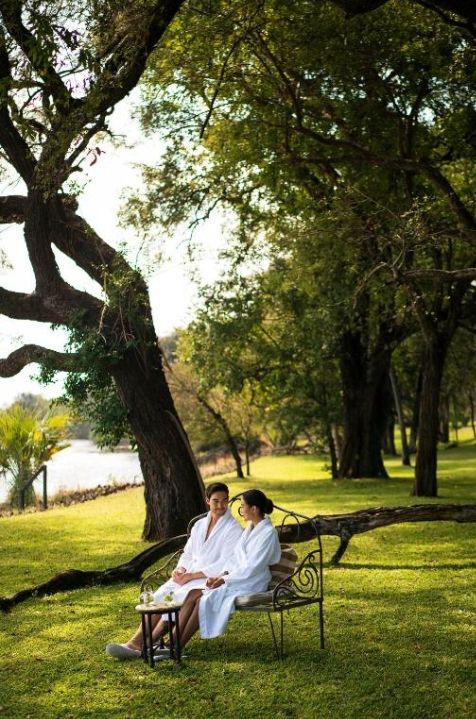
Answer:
(135, 602, 183, 669)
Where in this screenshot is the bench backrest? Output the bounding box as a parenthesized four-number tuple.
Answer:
(187, 495, 323, 559)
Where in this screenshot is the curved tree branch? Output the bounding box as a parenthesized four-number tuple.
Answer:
(0, 535, 187, 612)
(421, 165, 476, 244)
(0, 344, 81, 377)
(0, 31, 37, 184)
(331, 0, 476, 24)
(404, 267, 476, 281)
(0, 283, 103, 327)
(92, 1, 187, 116)
(0, 0, 74, 111)
(50, 205, 136, 287)
(0, 108, 37, 185)
(33, 0, 187, 196)
(0, 286, 64, 322)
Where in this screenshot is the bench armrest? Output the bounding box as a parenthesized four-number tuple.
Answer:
(139, 548, 184, 594)
(271, 549, 323, 610)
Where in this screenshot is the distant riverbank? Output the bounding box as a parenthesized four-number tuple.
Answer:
(0, 439, 247, 510)
(0, 439, 142, 505)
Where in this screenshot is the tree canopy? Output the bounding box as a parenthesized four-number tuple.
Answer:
(128, 0, 476, 493)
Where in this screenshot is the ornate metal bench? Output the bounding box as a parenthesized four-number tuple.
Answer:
(140, 496, 324, 660)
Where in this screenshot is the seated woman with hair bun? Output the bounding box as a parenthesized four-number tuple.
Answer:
(156, 488, 281, 655)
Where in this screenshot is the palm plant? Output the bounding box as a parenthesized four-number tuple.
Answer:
(0, 405, 70, 508)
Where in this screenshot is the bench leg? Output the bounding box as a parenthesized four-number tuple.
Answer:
(318, 602, 325, 649)
(267, 612, 284, 660)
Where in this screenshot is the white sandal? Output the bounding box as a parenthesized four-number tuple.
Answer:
(105, 642, 141, 660)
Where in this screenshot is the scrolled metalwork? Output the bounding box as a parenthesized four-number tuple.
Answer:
(140, 550, 182, 593)
(272, 550, 322, 609)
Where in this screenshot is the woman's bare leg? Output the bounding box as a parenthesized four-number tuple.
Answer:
(178, 597, 201, 648)
(127, 616, 167, 650)
(168, 589, 202, 649)
(128, 590, 202, 652)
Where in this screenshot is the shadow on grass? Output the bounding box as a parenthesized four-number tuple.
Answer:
(335, 561, 476, 571)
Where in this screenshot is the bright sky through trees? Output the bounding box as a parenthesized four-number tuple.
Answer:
(0, 95, 223, 407)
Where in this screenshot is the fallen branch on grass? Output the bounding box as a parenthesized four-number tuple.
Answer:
(0, 534, 187, 612)
(1, 504, 475, 611)
(281, 503, 476, 567)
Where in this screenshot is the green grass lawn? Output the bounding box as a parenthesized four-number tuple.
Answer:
(0, 441, 475, 719)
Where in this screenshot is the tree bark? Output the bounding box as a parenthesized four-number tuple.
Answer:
(326, 423, 339, 479)
(439, 393, 450, 442)
(469, 392, 476, 439)
(389, 367, 411, 466)
(414, 336, 448, 496)
(382, 420, 397, 456)
(0, 0, 202, 542)
(331, 423, 343, 466)
(244, 441, 251, 476)
(2, 503, 474, 611)
(111, 342, 206, 540)
(409, 369, 423, 453)
(339, 330, 390, 478)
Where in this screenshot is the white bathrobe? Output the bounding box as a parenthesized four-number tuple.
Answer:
(198, 516, 281, 639)
(153, 508, 242, 604)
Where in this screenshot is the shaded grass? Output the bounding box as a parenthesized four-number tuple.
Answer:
(0, 444, 475, 719)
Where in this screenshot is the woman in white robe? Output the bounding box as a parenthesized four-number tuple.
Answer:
(106, 482, 242, 660)
(158, 489, 281, 653)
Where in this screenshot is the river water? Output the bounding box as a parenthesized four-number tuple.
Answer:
(0, 439, 143, 504)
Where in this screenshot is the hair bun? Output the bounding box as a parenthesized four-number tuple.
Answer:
(242, 488, 274, 516)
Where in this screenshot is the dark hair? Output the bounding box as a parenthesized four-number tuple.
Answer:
(206, 482, 230, 499)
(242, 489, 274, 515)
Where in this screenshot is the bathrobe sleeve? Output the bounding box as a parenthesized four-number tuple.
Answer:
(221, 524, 281, 587)
(153, 513, 241, 606)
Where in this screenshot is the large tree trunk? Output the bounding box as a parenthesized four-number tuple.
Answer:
(326, 422, 339, 479)
(0, 0, 196, 544)
(331, 423, 343, 466)
(113, 344, 206, 540)
(382, 420, 397, 455)
(438, 393, 450, 443)
(469, 392, 476, 439)
(414, 336, 448, 496)
(339, 331, 390, 478)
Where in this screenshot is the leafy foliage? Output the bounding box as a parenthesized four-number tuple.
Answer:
(125, 0, 476, 484)
(0, 404, 69, 507)
(38, 316, 135, 448)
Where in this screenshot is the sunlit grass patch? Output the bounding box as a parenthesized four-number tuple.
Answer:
(0, 448, 475, 719)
